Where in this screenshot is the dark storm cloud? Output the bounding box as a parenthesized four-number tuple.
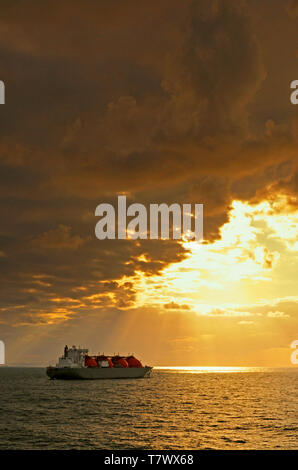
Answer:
(1, 0, 295, 192)
(0, 0, 297, 326)
(0, 230, 186, 322)
(286, 0, 298, 18)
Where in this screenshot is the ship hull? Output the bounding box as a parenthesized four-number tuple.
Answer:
(46, 365, 152, 380)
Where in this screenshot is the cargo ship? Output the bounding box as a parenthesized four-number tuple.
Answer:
(46, 345, 152, 380)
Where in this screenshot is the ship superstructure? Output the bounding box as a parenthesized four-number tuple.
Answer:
(56, 345, 88, 368)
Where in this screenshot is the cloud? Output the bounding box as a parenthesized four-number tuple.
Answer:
(208, 308, 253, 317)
(286, 0, 298, 18)
(267, 310, 289, 318)
(30, 225, 84, 251)
(1, 0, 292, 198)
(164, 302, 190, 310)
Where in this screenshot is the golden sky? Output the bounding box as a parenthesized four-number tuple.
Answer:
(0, 0, 297, 366)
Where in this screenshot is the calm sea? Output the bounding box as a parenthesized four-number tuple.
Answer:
(0, 367, 297, 449)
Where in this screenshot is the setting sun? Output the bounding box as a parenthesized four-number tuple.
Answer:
(120, 196, 297, 317)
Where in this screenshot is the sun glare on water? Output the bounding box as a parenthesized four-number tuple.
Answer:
(155, 366, 269, 373)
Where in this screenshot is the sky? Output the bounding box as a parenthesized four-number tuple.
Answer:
(0, 0, 297, 366)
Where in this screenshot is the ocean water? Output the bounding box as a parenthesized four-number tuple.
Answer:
(0, 367, 297, 450)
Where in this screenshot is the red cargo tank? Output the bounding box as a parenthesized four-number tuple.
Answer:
(97, 355, 114, 368)
(107, 357, 114, 368)
(126, 356, 143, 368)
(84, 356, 98, 367)
(117, 358, 128, 368)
